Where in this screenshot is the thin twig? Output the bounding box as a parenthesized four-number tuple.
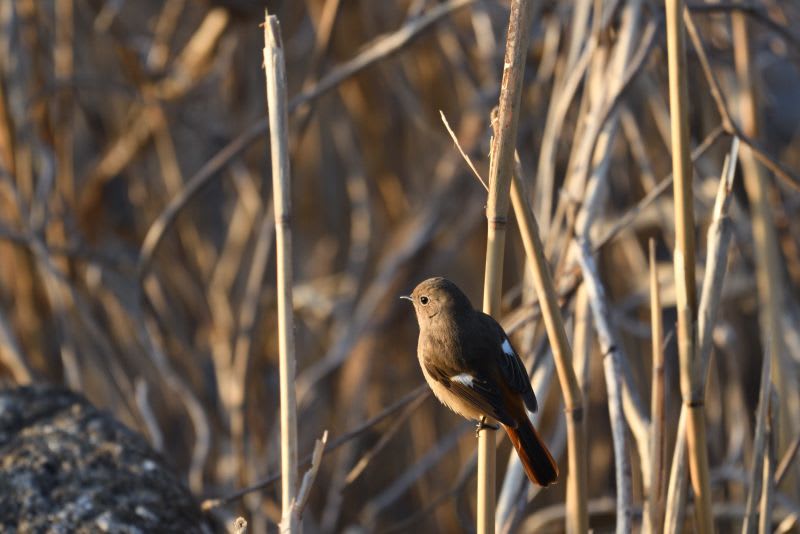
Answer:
(292, 431, 329, 519)
(439, 110, 487, 191)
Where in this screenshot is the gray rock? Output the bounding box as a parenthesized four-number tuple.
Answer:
(0, 386, 216, 533)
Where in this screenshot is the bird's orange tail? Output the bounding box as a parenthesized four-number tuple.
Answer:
(503, 419, 559, 487)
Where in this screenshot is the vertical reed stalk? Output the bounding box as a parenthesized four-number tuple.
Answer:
(510, 170, 587, 533)
(664, 138, 738, 534)
(481, 1, 535, 532)
(644, 238, 665, 534)
(731, 6, 793, 482)
(263, 14, 299, 532)
(664, 0, 713, 531)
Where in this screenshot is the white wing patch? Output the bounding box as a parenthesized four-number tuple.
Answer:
(451, 373, 475, 387)
(501, 338, 514, 357)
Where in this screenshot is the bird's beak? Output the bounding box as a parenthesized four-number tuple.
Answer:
(400, 295, 413, 302)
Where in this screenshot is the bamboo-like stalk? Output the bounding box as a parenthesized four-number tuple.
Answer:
(664, 138, 739, 534)
(663, 0, 713, 531)
(731, 6, 793, 483)
(644, 238, 665, 534)
(510, 170, 587, 533)
(263, 14, 299, 532)
(480, 2, 535, 532)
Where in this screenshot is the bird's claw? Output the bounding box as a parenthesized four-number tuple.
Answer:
(475, 417, 499, 437)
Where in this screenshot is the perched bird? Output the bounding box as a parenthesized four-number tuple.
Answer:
(402, 277, 558, 487)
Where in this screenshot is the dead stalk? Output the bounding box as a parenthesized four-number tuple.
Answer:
(263, 14, 299, 532)
(664, 138, 739, 534)
(480, 1, 536, 532)
(664, 0, 713, 530)
(644, 239, 665, 534)
(510, 169, 587, 533)
(576, 239, 632, 533)
(731, 6, 795, 482)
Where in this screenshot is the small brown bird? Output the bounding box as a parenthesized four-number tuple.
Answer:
(402, 277, 558, 486)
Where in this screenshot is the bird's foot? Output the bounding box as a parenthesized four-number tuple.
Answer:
(475, 417, 499, 437)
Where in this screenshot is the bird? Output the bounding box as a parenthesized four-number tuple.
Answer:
(402, 276, 558, 487)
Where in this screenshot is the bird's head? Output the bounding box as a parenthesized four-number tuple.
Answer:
(401, 277, 473, 330)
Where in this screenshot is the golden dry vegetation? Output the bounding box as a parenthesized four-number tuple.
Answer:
(1, 1, 800, 532)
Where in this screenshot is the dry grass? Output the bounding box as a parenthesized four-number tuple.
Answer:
(1, 1, 800, 532)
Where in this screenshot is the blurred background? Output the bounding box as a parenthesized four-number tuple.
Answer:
(1, 0, 799, 532)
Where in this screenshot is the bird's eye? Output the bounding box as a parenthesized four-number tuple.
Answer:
(420, 296, 429, 305)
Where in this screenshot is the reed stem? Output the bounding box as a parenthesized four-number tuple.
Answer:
(480, 1, 535, 532)
(264, 14, 299, 532)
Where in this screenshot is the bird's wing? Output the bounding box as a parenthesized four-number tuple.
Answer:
(477, 313, 538, 413)
(424, 359, 516, 426)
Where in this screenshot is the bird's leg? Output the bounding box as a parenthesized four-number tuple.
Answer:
(475, 416, 499, 437)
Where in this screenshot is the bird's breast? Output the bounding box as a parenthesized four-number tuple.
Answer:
(417, 333, 483, 421)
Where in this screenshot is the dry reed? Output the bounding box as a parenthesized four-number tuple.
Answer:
(0, 2, 799, 533)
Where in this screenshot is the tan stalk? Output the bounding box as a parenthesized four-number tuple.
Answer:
(644, 239, 665, 534)
(663, 0, 713, 531)
(731, 6, 794, 486)
(511, 168, 587, 533)
(664, 139, 739, 534)
(263, 14, 300, 532)
(480, 1, 535, 532)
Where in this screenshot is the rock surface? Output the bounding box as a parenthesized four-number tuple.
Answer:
(0, 386, 216, 533)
